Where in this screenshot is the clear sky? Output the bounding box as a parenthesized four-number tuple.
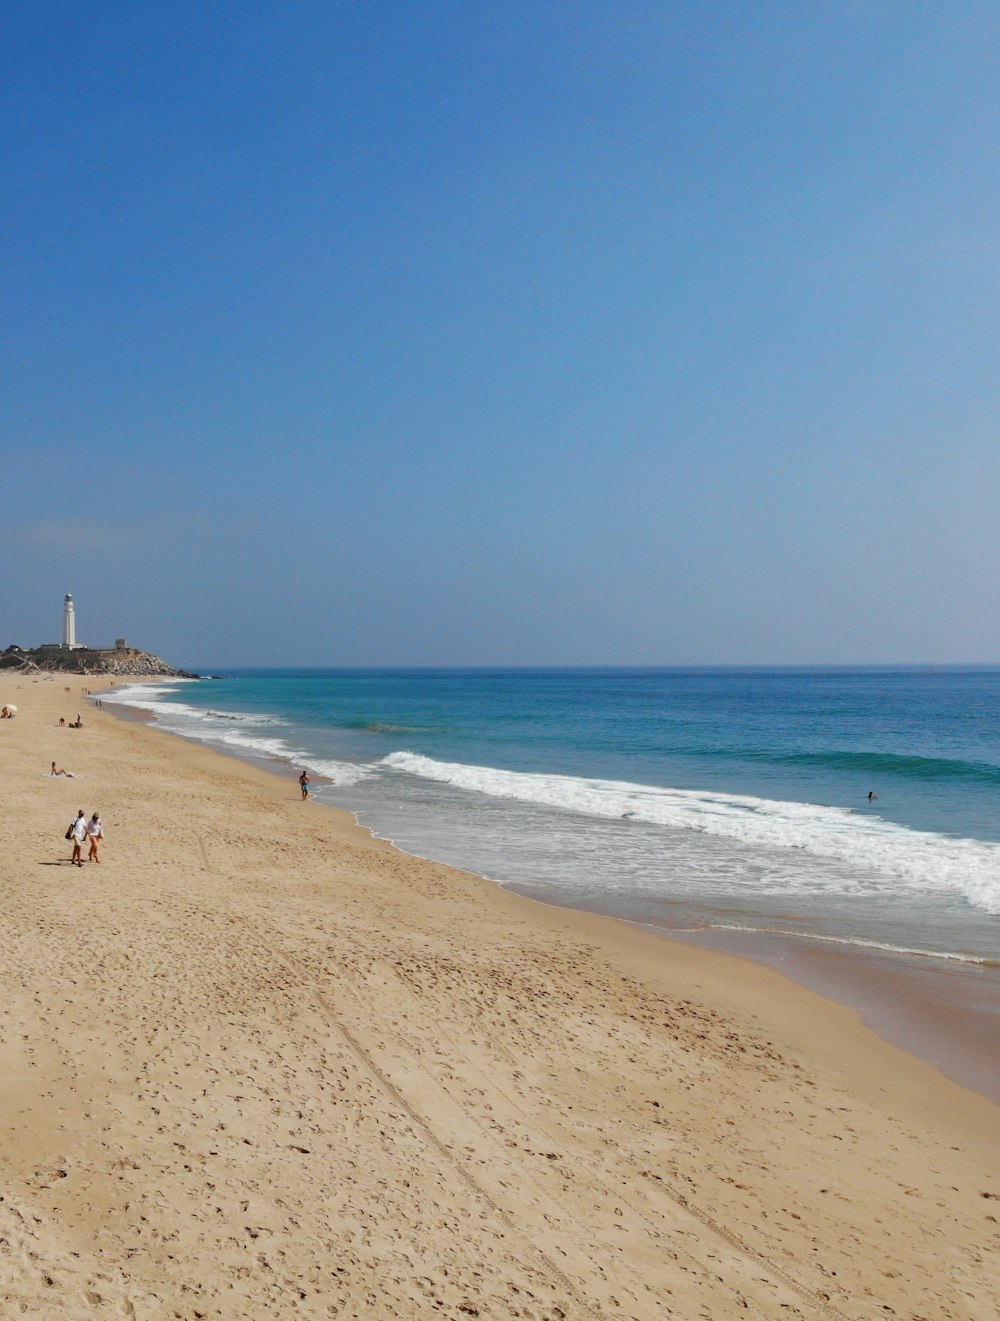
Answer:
(3, 2, 998, 667)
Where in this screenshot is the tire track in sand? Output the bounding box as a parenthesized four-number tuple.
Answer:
(222, 890, 853, 1321)
(244, 930, 607, 1321)
(368, 958, 856, 1321)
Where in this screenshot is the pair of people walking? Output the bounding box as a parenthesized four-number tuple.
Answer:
(67, 809, 103, 866)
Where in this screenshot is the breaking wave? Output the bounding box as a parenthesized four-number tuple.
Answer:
(380, 751, 1000, 916)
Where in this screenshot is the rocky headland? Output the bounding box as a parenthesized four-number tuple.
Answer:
(0, 644, 197, 678)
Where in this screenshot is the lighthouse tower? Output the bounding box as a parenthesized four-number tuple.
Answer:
(63, 593, 78, 649)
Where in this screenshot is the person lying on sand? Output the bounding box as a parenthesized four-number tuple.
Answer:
(50, 761, 75, 777)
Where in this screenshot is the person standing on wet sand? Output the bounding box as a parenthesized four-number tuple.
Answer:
(298, 770, 310, 800)
(86, 812, 103, 862)
(69, 809, 87, 867)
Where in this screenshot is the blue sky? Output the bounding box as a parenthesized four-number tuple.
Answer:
(3, 2, 998, 666)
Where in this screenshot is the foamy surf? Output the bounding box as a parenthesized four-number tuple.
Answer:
(103, 682, 370, 788)
(658, 921, 997, 966)
(380, 751, 1000, 916)
(98, 669, 1000, 963)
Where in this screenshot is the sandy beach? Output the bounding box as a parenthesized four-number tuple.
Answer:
(1, 674, 997, 1321)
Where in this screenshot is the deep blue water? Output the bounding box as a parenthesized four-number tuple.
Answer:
(103, 667, 1000, 962)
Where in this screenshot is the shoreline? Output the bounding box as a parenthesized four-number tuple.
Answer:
(508, 885, 1000, 1108)
(105, 678, 1000, 1107)
(2, 671, 998, 1318)
(661, 919, 1000, 1106)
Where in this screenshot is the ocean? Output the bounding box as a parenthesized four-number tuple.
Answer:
(102, 667, 1000, 969)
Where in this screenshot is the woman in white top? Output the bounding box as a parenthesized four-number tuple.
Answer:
(86, 813, 103, 863)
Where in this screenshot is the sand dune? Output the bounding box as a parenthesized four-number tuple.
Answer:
(1, 675, 997, 1319)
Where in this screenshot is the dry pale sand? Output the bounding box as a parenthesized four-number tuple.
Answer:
(1, 675, 998, 1321)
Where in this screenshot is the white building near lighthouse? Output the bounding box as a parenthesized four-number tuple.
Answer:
(63, 593, 84, 649)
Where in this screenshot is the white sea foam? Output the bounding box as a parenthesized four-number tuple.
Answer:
(684, 923, 995, 965)
(100, 688, 1000, 918)
(102, 683, 369, 787)
(380, 751, 1000, 916)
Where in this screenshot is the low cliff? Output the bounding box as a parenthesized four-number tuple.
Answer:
(0, 646, 197, 678)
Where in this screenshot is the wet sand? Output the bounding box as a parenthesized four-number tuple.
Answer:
(656, 923, 1000, 1106)
(1, 672, 997, 1320)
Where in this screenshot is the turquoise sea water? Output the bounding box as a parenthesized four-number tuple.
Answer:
(103, 667, 1000, 966)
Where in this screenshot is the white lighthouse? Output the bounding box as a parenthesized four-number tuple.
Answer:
(63, 593, 80, 649)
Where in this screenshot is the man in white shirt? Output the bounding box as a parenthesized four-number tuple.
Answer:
(70, 810, 87, 867)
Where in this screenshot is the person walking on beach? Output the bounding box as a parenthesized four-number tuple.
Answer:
(86, 812, 103, 862)
(68, 809, 87, 867)
(298, 770, 310, 800)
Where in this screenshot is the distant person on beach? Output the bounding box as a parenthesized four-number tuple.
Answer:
(59, 717, 66, 726)
(68, 809, 87, 867)
(299, 770, 310, 800)
(868, 790, 878, 802)
(86, 813, 103, 862)
(50, 761, 73, 777)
